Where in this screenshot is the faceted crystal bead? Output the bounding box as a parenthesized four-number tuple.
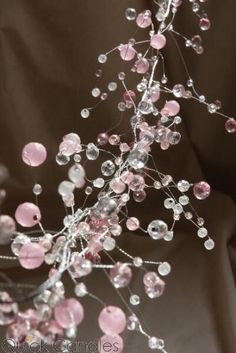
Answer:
(96, 197, 117, 218)
(128, 148, 149, 169)
(225, 118, 236, 133)
(127, 314, 140, 331)
(158, 262, 171, 276)
(86, 143, 99, 160)
(75, 283, 87, 297)
(193, 181, 211, 200)
(125, 8, 137, 21)
(110, 262, 132, 288)
(101, 160, 115, 176)
(147, 220, 168, 240)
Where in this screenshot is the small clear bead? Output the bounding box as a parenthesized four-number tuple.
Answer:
(153, 181, 162, 189)
(204, 238, 215, 250)
(148, 337, 165, 350)
(164, 198, 175, 209)
(125, 8, 137, 21)
(179, 195, 189, 205)
(108, 82, 118, 91)
(33, 184, 42, 195)
(118, 72, 126, 80)
(164, 231, 174, 241)
(103, 237, 116, 251)
(73, 154, 81, 163)
(208, 103, 217, 114)
(81, 108, 90, 118)
(101, 92, 108, 101)
(158, 262, 171, 276)
(185, 212, 193, 220)
(199, 95, 206, 102)
(91, 88, 101, 97)
(130, 294, 140, 306)
(98, 54, 107, 64)
(93, 178, 105, 188)
(133, 257, 143, 267)
(75, 283, 87, 297)
(197, 227, 208, 238)
(177, 180, 190, 192)
(56, 153, 70, 166)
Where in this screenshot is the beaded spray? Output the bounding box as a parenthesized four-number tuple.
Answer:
(0, 1, 235, 352)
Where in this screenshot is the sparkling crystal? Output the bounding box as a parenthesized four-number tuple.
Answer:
(33, 184, 42, 195)
(148, 337, 165, 350)
(193, 181, 211, 200)
(101, 160, 115, 176)
(158, 262, 171, 276)
(91, 88, 101, 97)
(56, 153, 70, 165)
(86, 143, 99, 160)
(204, 238, 215, 250)
(75, 283, 87, 297)
(129, 294, 140, 305)
(98, 54, 107, 64)
(127, 314, 140, 331)
(110, 262, 132, 288)
(81, 108, 90, 118)
(125, 8, 137, 21)
(103, 237, 116, 251)
(128, 148, 149, 169)
(197, 227, 208, 238)
(147, 220, 168, 240)
(108, 82, 118, 91)
(11, 234, 30, 256)
(177, 180, 190, 192)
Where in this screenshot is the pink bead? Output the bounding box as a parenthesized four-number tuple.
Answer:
(150, 86, 160, 103)
(150, 34, 167, 50)
(97, 133, 109, 146)
(136, 11, 152, 28)
(164, 100, 180, 116)
(110, 262, 132, 288)
(99, 334, 124, 353)
(109, 135, 120, 145)
(19, 242, 45, 269)
(121, 171, 134, 184)
(60, 133, 81, 156)
(119, 45, 136, 61)
(126, 217, 140, 231)
(123, 90, 136, 103)
(22, 142, 47, 167)
(15, 202, 41, 227)
(225, 118, 236, 133)
(54, 298, 84, 329)
(193, 181, 211, 200)
(98, 306, 126, 335)
(135, 58, 150, 74)
(199, 17, 211, 31)
(110, 178, 126, 194)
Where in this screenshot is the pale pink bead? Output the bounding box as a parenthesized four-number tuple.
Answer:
(60, 133, 81, 155)
(150, 87, 160, 102)
(109, 135, 120, 145)
(193, 181, 211, 200)
(123, 90, 136, 103)
(150, 34, 167, 50)
(225, 118, 236, 133)
(63, 132, 81, 145)
(135, 58, 150, 74)
(119, 45, 136, 61)
(97, 133, 109, 146)
(110, 262, 132, 288)
(120, 143, 130, 153)
(54, 298, 84, 329)
(121, 171, 134, 184)
(98, 306, 126, 334)
(164, 100, 180, 116)
(136, 11, 152, 28)
(129, 175, 145, 191)
(22, 142, 47, 167)
(126, 217, 140, 231)
(199, 17, 211, 31)
(19, 242, 45, 269)
(15, 202, 41, 227)
(110, 178, 126, 194)
(99, 334, 124, 353)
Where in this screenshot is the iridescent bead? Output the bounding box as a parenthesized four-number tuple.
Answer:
(147, 220, 168, 240)
(19, 242, 45, 269)
(193, 181, 211, 200)
(0, 292, 18, 325)
(54, 298, 84, 329)
(22, 142, 47, 167)
(150, 34, 166, 50)
(225, 118, 236, 133)
(119, 44, 136, 61)
(136, 11, 152, 28)
(99, 334, 124, 353)
(199, 17, 211, 31)
(110, 262, 132, 288)
(97, 132, 109, 146)
(126, 217, 140, 231)
(15, 202, 41, 227)
(98, 306, 126, 334)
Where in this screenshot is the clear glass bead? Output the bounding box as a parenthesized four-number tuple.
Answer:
(158, 262, 171, 276)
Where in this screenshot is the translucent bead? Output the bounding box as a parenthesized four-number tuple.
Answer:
(110, 262, 132, 288)
(199, 17, 211, 31)
(168, 131, 181, 145)
(158, 262, 171, 276)
(97, 132, 109, 145)
(148, 337, 165, 350)
(164, 230, 174, 241)
(197, 227, 208, 238)
(110, 178, 126, 194)
(98, 54, 107, 64)
(128, 148, 149, 169)
(11, 234, 30, 255)
(96, 197, 117, 218)
(109, 134, 120, 145)
(91, 87, 101, 97)
(101, 160, 115, 176)
(0, 292, 18, 325)
(204, 238, 215, 250)
(68, 164, 85, 186)
(108, 82, 118, 91)
(86, 143, 99, 160)
(130, 294, 140, 306)
(173, 203, 183, 214)
(126, 217, 140, 231)
(133, 257, 143, 267)
(225, 118, 236, 133)
(93, 178, 105, 188)
(58, 181, 75, 197)
(125, 8, 137, 21)
(164, 100, 180, 116)
(15, 202, 41, 227)
(119, 44, 136, 61)
(80, 108, 90, 118)
(177, 180, 190, 192)
(33, 184, 42, 195)
(19, 243, 45, 269)
(150, 34, 166, 50)
(22, 142, 47, 167)
(179, 195, 189, 205)
(110, 224, 122, 237)
(98, 306, 126, 335)
(118, 72, 126, 80)
(147, 220, 168, 240)
(134, 58, 149, 74)
(136, 11, 152, 28)
(56, 153, 70, 165)
(103, 237, 116, 251)
(138, 100, 153, 115)
(54, 298, 84, 329)
(207, 103, 217, 114)
(193, 181, 211, 200)
(133, 190, 146, 203)
(75, 283, 87, 297)
(173, 84, 185, 98)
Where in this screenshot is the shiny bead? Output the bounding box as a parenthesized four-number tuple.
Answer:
(150, 34, 166, 50)
(158, 262, 171, 276)
(15, 202, 41, 227)
(193, 181, 211, 200)
(147, 220, 168, 240)
(204, 238, 215, 250)
(19, 243, 45, 269)
(98, 306, 126, 335)
(110, 262, 132, 288)
(128, 148, 149, 169)
(225, 118, 236, 133)
(126, 217, 140, 231)
(54, 298, 84, 328)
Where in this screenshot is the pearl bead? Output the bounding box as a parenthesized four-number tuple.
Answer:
(15, 202, 41, 227)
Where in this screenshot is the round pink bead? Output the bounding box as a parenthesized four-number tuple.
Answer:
(99, 334, 124, 353)
(15, 202, 41, 227)
(126, 217, 140, 231)
(136, 11, 152, 28)
(225, 118, 236, 133)
(119, 45, 136, 61)
(164, 100, 180, 116)
(22, 142, 47, 167)
(193, 181, 211, 200)
(19, 242, 45, 269)
(135, 58, 150, 74)
(123, 90, 136, 103)
(110, 178, 126, 194)
(98, 306, 126, 335)
(150, 34, 167, 50)
(54, 298, 84, 329)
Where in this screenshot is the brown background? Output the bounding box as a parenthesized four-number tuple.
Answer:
(0, 1, 236, 352)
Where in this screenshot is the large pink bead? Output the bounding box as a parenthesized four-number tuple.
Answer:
(19, 242, 45, 269)
(136, 11, 152, 28)
(193, 182, 211, 200)
(119, 45, 136, 61)
(164, 100, 180, 116)
(150, 34, 167, 50)
(225, 118, 236, 133)
(22, 142, 47, 167)
(99, 334, 124, 353)
(135, 58, 150, 74)
(98, 306, 126, 335)
(54, 298, 84, 329)
(15, 202, 41, 227)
